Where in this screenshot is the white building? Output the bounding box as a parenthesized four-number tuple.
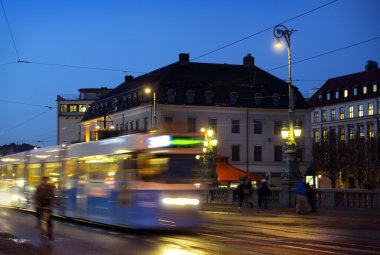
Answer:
(80, 53, 312, 186)
(57, 88, 111, 145)
(309, 61, 380, 187)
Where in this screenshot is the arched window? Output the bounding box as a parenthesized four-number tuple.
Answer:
(272, 93, 281, 106)
(254, 93, 262, 106)
(167, 89, 176, 103)
(205, 90, 214, 104)
(230, 91, 239, 105)
(186, 90, 195, 104)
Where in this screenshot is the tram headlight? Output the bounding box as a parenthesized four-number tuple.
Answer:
(162, 198, 200, 206)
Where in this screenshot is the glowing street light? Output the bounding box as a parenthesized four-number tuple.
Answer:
(144, 87, 156, 129)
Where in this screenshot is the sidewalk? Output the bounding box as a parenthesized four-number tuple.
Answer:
(0, 232, 41, 255)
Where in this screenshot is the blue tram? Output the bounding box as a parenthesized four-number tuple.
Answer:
(0, 132, 205, 229)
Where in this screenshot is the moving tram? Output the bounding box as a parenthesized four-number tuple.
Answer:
(0, 132, 205, 229)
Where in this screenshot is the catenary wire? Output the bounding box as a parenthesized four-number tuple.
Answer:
(267, 36, 380, 72)
(0, 0, 21, 61)
(0, 99, 56, 108)
(191, 0, 338, 61)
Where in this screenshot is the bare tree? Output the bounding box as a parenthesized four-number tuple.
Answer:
(313, 129, 349, 188)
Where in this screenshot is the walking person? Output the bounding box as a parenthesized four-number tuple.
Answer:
(295, 177, 307, 214)
(258, 180, 271, 208)
(306, 183, 316, 212)
(34, 176, 56, 240)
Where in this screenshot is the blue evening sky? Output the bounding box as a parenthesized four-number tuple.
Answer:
(1, 0, 379, 146)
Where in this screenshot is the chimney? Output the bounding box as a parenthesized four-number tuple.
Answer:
(365, 60, 378, 71)
(179, 53, 190, 64)
(124, 75, 134, 82)
(243, 53, 254, 67)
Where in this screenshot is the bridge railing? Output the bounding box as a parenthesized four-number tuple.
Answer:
(203, 188, 380, 209)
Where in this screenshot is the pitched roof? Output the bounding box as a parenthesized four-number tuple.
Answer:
(309, 68, 380, 107)
(82, 54, 310, 121)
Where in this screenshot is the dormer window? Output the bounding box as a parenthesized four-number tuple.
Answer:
(335, 90, 339, 99)
(373, 84, 377, 92)
(205, 90, 213, 104)
(272, 93, 280, 106)
(353, 88, 357, 96)
(344, 89, 348, 98)
(254, 93, 262, 106)
(230, 91, 239, 105)
(363, 86, 367, 94)
(167, 89, 176, 103)
(186, 90, 195, 104)
(326, 92, 330, 101)
(318, 94, 322, 101)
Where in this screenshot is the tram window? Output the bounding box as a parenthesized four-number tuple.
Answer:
(137, 154, 202, 183)
(28, 164, 41, 187)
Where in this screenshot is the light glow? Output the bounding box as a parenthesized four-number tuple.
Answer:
(147, 135, 171, 148)
(162, 197, 200, 206)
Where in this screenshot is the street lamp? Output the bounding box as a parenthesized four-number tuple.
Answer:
(144, 87, 156, 129)
(273, 24, 302, 181)
(201, 127, 218, 186)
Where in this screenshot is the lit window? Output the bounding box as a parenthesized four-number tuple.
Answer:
(79, 104, 87, 112)
(339, 107, 345, 120)
(368, 103, 374, 115)
(363, 86, 367, 94)
(313, 112, 319, 123)
(339, 126, 345, 141)
(344, 89, 348, 98)
(313, 129, 320, 142)
(331, 109, 335, 121)
(322, 110, 327, 122)
(322, 128, 327, 142)
(348, 126, 354, 140)
(369, 123, 375, 138)
(373, 84, 378, 93)
(69, 105, 78, 112)
(60, 104, 67, 113)
(358, 104, 363, 117)
(348, 106, 354, 118)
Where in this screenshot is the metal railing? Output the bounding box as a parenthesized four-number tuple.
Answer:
(204, 187, 380, 209)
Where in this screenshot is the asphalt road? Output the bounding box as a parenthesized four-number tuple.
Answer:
(1, 206, 380, 255)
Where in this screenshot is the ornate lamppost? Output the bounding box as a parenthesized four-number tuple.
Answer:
(201, 127, 218, 186)
(273, 24, 304, 208)
(273, 24, 302, 182)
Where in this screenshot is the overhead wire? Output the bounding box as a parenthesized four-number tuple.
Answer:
(1, 108, 53, 134)
(191, 0, 339, 61)
(0, 0, 21, 61)
(0, 98, 56, 108)
(267, 36, 380, 72)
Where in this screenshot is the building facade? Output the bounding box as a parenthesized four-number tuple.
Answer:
(80, 53, 312, 186)
(309, 61, 380, 187)
(57, 88, 111, 145)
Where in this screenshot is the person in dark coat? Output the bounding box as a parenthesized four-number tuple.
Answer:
(306, 183, 316, 212)
(258, 180, 271, 208)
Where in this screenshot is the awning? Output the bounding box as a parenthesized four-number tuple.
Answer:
(216, 163, 260, 183)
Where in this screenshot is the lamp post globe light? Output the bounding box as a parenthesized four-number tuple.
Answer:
(144, 87, 156, 129)
(273, 24, 302, 182)
(201, 127, 218, 186)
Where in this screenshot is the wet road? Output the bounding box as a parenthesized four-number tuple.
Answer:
(1, 207, 380, 255)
